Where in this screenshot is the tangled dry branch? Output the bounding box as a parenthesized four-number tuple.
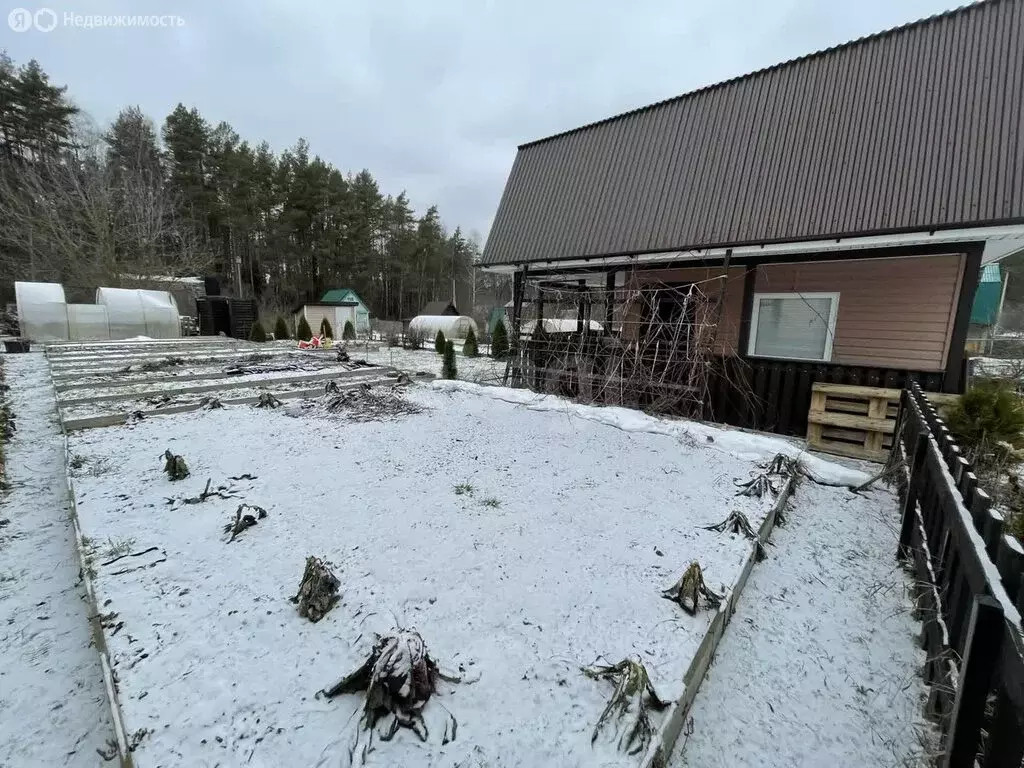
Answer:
(510, 272, 757, 421)
(305, 384, 424, 422)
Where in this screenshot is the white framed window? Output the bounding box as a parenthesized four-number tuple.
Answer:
(748, 292, 839, 362)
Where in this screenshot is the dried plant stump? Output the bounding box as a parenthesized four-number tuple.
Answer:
(291, 556, 340, 622)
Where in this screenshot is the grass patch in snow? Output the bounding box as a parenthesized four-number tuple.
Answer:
(69, 454, 112, 477)
(480, 497, 501, 509)
(102, 537, 136, 559)
(453, 483, 474, 496)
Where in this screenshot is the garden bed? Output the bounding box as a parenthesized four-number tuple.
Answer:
(64, 382, 829, 766)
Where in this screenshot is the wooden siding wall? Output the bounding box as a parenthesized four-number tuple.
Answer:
(625, 266, 746, 354)
(297, 305, 356, 336)
(754, 254, 965, 371)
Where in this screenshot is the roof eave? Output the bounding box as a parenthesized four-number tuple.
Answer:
(478, 223, 1024, 271)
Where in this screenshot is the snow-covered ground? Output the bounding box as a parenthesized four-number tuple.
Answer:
(0, 354, 115, 765)
(672, 478, 931, 768)
(346, 343, 507, 384)
(65, 380, 802, 767)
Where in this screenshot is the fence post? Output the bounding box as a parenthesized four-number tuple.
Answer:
(995, 535, 1024, 605)
(983, 686, 1024, 768)
(983, 509, 1006, 560)
(899, 430, 929, 560)
(957, 471, 978, 510)
(943, 595, 1004, 768)
(970, 489, 992, 531)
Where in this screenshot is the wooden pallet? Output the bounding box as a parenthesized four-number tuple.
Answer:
(806, 383, 959, 462)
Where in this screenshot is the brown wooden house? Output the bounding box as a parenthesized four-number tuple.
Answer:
(479, 0, 1024, 436)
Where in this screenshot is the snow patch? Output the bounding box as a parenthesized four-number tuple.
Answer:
(674, 481, 932, 767)
(431, 381, 871, 487)
(0, 355, 115, 765)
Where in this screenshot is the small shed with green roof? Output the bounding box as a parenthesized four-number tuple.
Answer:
(320, 288, 371, 333)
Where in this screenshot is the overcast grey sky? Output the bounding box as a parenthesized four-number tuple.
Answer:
(2, 0, 959, 243)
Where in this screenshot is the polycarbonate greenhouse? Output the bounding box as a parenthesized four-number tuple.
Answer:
(96, 288, 181, 339)
(14, 281, 70, 341)
(13, 281, 182, 341)
(407, 314, 479, 341)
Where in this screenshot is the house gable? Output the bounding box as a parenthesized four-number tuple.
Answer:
(482, 0, 1024, 267)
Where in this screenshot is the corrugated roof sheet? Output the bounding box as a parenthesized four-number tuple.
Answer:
(482, 0, 1024, 266)
(321, 288, 366, 306)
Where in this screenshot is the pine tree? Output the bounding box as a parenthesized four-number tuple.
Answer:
(435, 329, 446, 354)
(491, 322, 509, 359)
(14, 59, 78, 157)
(249, 320, 267, 342)
(162, 104, 214, 257)
(463, 327, 478, 357)
(0, 51, 485, 319)
(297, 315, 313, 341)
(442, 340, 457, 379)
(320, 317, 333, 339)
(274, 316, 290, 340)
(0, 52, 20, 160)
(105, 106, 162, 182)
(343, 320, 356, 340)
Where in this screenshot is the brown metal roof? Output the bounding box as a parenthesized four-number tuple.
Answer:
(482, 0, 1024, 266)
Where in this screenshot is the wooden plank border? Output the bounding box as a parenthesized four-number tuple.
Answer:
(44, 359, 135, 768)
(641, 475, 797, 768)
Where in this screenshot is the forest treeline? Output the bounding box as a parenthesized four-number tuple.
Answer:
(0, 51, 487, 318)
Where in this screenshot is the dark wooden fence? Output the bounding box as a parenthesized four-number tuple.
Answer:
(707, 357, 948, 436)
(897, 382, 1024, 767)
(518, 331, 958, 436)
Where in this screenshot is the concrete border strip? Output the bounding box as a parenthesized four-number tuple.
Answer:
(58, 367, 386, 406)
(640, 475, 797, 768)
(43, 358, 135, 768)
